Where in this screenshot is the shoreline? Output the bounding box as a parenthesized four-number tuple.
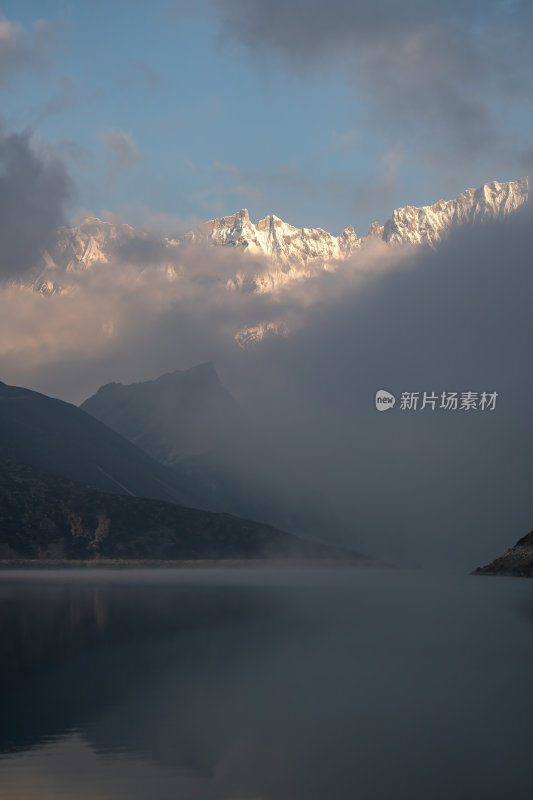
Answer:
(0, 557, 382, 570)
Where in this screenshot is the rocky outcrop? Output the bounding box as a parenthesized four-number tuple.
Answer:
(472, 530, 533, 577)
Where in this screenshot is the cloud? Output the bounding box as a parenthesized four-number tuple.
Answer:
(100, 129, 140, 180)
(37, 76, 79, 122)
(53, 138, 92, 166)
(188, 1, 533, 163)
(219, 202, 533, 568)
(0, 223, 395, 388)
(0, 125, 73, 282)
(101, 128, 140, 168)
(1, 202, 533, 569)
(332, 129, 358, 153)
(519, 142, 533, 173)
(120, 61, 161, 91)
(0, 16, 64, 88)
(101, 206, 201, 237)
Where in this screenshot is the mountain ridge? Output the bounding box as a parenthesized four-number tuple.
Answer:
(0, 381, 367, 562)
(35, 176, 531, 296)
(0, 380, 194, 505)
(81, 362, 244, 465)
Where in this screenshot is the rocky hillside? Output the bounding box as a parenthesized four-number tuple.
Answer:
(472, 531, 533, 577)
(0, 456, 362, 562)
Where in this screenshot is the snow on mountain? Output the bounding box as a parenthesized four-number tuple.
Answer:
(234, 320, 289, 348)
(35, 217, 147, 294)
(53, 218, 139, 270)
(37, 177, 531, 296)
(165, 176, 531, 263)
(382, 177, 530, 247)
(180, 208, 360, 266)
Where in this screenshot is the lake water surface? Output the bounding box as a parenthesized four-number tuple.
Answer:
(0, 567, 532, 799)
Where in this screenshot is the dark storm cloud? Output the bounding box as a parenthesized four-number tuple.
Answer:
(202, 0, 533, 155)
(0, 16, 64, 88)
(219, 202, 533, 568)
(0, 125, 72, 282)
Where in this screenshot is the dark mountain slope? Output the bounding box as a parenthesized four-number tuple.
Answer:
(0, 456, 363, 562)
(0, 381, 194, 504)
(79, 366, 349, 546)
(81, 363, 244, 465)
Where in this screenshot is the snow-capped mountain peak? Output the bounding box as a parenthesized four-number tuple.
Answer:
(180, 207, 361, 266)
(37, 176, 531, 296)
(177, 176, 531, 262)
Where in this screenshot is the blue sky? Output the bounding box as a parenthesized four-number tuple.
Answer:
(1, 0, 532, 235)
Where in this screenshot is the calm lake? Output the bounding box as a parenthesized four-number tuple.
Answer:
(0, 567, 532, 800)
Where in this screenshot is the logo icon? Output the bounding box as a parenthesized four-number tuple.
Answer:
(375, 389, 396, 411)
